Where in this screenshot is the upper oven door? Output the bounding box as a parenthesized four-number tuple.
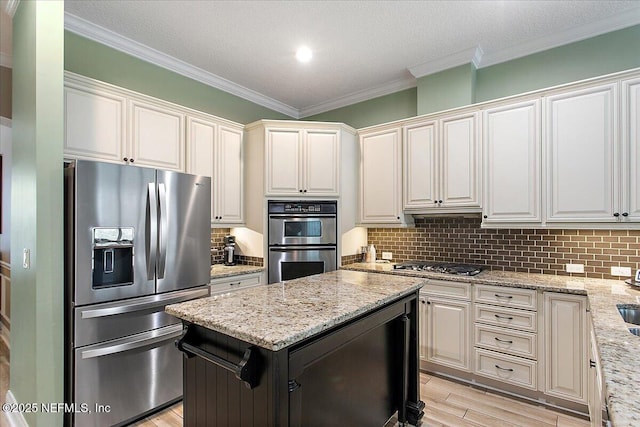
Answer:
(269, 215, 337, 246)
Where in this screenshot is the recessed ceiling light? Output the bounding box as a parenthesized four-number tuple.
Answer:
(296, 46, 312, 63)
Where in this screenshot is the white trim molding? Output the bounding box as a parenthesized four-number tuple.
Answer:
(64, 12, 300, 118)
(409, 46, 484, 79)
(0, 117, 11, 128)
(0, 53, 11, 69)
(4, 391, 29, 427)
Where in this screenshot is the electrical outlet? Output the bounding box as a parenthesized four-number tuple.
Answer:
(611, 266, 632, 277)
(565, 263, 584, 273)
(22, 248, 30, 269)
(382, 252, 393, 260)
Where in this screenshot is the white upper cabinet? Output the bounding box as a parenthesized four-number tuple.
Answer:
(266, 128, 339, 196)
(622, 76, 640, 221)
(360, 127, 405, 224)
(545, 83, 618, 223)
(483, 99, 541, 224)
(64, 82, 127, 164)
(187, 115, 244, 225)
(402, 111, 481, 212)
(129, 99, 185, 171)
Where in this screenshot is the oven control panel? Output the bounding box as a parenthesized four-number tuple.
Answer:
(268, 201, 337, 214)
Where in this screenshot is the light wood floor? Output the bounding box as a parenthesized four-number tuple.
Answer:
(130, 372, 590, 427)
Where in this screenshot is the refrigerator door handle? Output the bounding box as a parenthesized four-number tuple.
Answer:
(79, 287, 210, 319)
(80, 324, 184, 359)
(158, 183, 168, 279)
(147, 183, 158, 280)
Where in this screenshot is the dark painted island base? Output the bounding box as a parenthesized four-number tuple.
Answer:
(176, 291, 424, 426)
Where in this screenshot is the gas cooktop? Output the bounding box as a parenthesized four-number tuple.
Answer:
(393, 261, 483, 276)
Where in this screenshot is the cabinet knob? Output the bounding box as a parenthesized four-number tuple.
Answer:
(397, 216, 400, 220)
(483, 215, 488, 219)
(303, 189, 307, 193)
(299, 189, 303, 193)
(438, 200, 443, 204)
(130, 158, 134, 163)
(614, 212, 620, 217)
(123, 157, 128, 162)
(590, 359, 596, 368)
(433, 201, 438, 204)
(623, 212, 629, 217)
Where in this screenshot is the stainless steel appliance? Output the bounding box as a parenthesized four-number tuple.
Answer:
(393, 261, 483, 276)
(223, 235, 236, 266)
(268, 200, 337, 284)
(64, 160, 211, 427)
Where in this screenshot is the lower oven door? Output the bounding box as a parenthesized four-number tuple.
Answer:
(268, 246, 337, 284)
(73, 323, 184, 427)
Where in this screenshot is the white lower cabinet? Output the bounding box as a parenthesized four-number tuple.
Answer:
(588, 316, 605, 427)
(421, 281, 471, 372)
(544, 292, 588, 404)
(209, 272, 262, 296)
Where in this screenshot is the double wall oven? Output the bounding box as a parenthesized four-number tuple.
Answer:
(268, 201, 337, 284)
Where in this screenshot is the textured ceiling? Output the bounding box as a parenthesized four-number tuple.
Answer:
(64, 0, 640, 117)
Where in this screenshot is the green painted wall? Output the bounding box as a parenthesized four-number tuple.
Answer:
(304, 88, 417, 129)
(11, 1, 64, 425)
(64, 32, 290, 124)
(475, 25, 640, 102)
(416, 63, 476, 115)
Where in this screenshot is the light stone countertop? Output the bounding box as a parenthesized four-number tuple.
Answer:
(342, 262, 640, 427)
(167, 269, 425, 351)
(210, 264, 264, 279)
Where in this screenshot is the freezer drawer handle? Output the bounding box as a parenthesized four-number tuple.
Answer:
(80, 324, 183, 359)
(176, 331, 260, 389)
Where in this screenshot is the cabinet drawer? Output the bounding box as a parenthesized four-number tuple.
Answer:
(422, 280, 471, 300)
(474, 284, 537, 310)
(210, 273, 261, 295)
(474, 304, 537, 332)
(474, 348, 537, 390)
(474, 324, 537, 359)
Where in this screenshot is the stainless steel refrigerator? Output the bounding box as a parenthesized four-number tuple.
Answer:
(64, 159, 211, 427)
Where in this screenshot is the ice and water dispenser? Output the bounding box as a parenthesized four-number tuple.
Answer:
(92, 227, 135, 288)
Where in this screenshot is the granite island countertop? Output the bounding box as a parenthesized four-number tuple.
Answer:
(167, 269, 425, 352)
(210, 264, 264, 279)
(342, 262, 640, 427)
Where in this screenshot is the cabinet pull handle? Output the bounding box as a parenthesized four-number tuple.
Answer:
(495, 364, 514, 372)
(614, 212, 620, 217)
(494, 314, 513, 320)
(494, 294, 513, 299)
(494, 337, 513, 344)
(623, 212, 629, 217)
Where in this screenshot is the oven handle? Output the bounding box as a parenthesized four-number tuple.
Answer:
(268, 214, 336, 219)
(80, 287, 210, 319)
(80, 324, 184, 359)
(269, 246, 337, 251)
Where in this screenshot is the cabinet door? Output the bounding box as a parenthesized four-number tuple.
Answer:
(216, 126, 244, 224)
(427, 297, 470, 371)
(440, 113, 481, 208)
(623, 77, 640, 221)
(403, 121, 437, 209)
(483, 100, 541, 223)
(360, 128, 402, 223)
(186, 117, 216, 223)
(130, 100, 185, 171)
(546, 84, 618, 222)
(544, 292, 587, 404)
(303, 130, 339, 196)
(64, 85, 126, 164)
(266, 129, 302, 195)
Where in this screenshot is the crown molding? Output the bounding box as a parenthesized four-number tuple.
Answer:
(0, 53, 11, 68)
(64, 12, 300, 118)
(4, 0, 19, 17)
(409, 46, 483, 79)
(480, 7, 640, 68)
(299, 75, 416, 118)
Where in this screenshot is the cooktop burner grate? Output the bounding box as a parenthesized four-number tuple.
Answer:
(393, 261, 483, 276)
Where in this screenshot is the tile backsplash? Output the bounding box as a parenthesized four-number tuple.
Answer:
(366, 216, 640, 280)
(210, 228, 264, 266)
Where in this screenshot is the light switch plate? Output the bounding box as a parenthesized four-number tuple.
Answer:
(22, 248, 30, 269)
(565, 263, 584, 273)
(381, 252, 393, 260)
(611, 266, 632, 276)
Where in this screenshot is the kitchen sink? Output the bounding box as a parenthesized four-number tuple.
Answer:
(617, 304, 640, 326)
(630, 328, 640, 337)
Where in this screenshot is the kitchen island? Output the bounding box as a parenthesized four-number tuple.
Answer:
(166, 270, 426, 427)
